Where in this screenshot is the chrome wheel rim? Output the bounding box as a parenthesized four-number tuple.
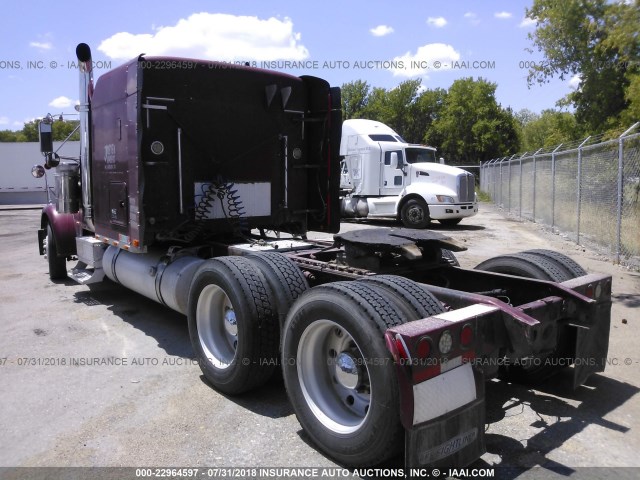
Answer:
(408, 205, 425, 224)
(297, 320, 371, 434)
(197, 285, 238, 369)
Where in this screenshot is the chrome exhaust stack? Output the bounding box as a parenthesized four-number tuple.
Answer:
(76, 43, 95, 231)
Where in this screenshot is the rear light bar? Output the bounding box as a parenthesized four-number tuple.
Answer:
(560, 274, 612, 301)
(386, 304, 499, 429)
(386, 304, 499, 384)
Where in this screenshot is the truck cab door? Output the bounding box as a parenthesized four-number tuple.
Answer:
(380, 149, 405, 196)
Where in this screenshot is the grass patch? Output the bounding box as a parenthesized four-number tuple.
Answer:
(476, 189, 492, 202)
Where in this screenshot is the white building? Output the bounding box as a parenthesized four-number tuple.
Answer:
(0, 141, 80, 204)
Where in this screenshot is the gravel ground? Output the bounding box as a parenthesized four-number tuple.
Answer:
(0, 203, 638, 479)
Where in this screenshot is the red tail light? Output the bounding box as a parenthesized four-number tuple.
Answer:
(585, 283, 595, 298)
(460, 323, 474, 347)
(416, 337, 432, 359)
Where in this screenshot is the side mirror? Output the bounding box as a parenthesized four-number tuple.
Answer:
(39, 121, 53, 153)
(390, 152, 399, 169)
(439, 157, 445, 164)
(31, 165, 46, 178)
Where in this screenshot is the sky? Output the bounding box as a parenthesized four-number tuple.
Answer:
(0, 0, 579, 131)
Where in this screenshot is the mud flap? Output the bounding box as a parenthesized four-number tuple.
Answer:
(572, 300, 611, 388)
(406, 397, 485, 470)
(405, 366, 486, 470)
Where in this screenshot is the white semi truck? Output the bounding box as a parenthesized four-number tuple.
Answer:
(340, 119, 478, 228)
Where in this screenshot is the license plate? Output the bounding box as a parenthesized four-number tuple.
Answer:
(419, 428, 478, 464)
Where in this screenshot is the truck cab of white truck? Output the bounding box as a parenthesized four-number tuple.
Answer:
(340, 119, 478, 228)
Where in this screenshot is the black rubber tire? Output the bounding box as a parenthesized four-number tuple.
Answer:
(474, 251, 575, 383)
(46, 224, 67, 280)
(522, 249, 587, 279)
(400, 198, 430, 229)
(187, 256, 279, 394)
(358, 275, 445, 320)
(438, 218, 462, 227)
(282, 281, 409, 466)
(441, 248, 460, 267)
(246, 252, 309, 327)
(474, 252, 572, 282)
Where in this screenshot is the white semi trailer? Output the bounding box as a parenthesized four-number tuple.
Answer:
(340, 119, 478, 228)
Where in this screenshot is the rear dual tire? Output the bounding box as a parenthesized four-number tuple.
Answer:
(283, 277, 444, 466)
(188, 256, 447, 465)
(188, 254, 309, 394)
(475, 249, 587, 383)
(187, 256, 279, 395)
(474, 251, 576, 283)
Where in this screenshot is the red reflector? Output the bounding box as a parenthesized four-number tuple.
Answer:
(460, 324, 473, 347)
(395, 334, 410, 360)
(585, 284, 594, 298)
(416, 337, 431, 358)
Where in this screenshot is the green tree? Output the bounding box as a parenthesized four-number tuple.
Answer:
(622, 73, 640, 126)
(520, 109, 581, 151)
(605, 1, 640, 126)
(359, 86, 388, 123)
(526, 0, 640, 132)
(341, 80, 446, 145)
(432, 78, 520, 164)
(0, 130, 19, 142)
(20, 119, 80, 142)
(514, 108, 540, 129)
(20, 121, 39, 142)
(407, 87, 447, 145)
(381, 79, 422, 139)
(341, 80, 370, 120)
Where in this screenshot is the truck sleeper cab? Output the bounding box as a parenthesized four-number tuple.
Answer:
(340, 119, 478, 228)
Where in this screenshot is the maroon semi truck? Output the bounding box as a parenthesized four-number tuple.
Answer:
(33, 43, 612, 469)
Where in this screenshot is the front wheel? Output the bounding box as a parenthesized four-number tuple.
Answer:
(282, 282, 407, 466)
(400, 198, 430, 229)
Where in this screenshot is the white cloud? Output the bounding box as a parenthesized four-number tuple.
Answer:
(370, 25, 394, 37)
(0, 116, 9, 125)
(98, 13, 309, 61)
(464, 12, 481, 25)
(30, 41, 52, 50)
(519, 17, 537, 28)
(494, 12, 513, 19)
(48, 96, 73, 109)
(426, 17, 448, 28)
(391, 43, 461, 77)
(569, 74, 581, 90)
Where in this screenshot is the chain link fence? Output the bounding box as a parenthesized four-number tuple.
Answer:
(480, 123, 640, 269)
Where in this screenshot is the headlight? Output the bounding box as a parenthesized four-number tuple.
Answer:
(436, 195, 455, 203)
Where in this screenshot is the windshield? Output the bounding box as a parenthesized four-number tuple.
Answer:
(405, 147, 437, 164)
